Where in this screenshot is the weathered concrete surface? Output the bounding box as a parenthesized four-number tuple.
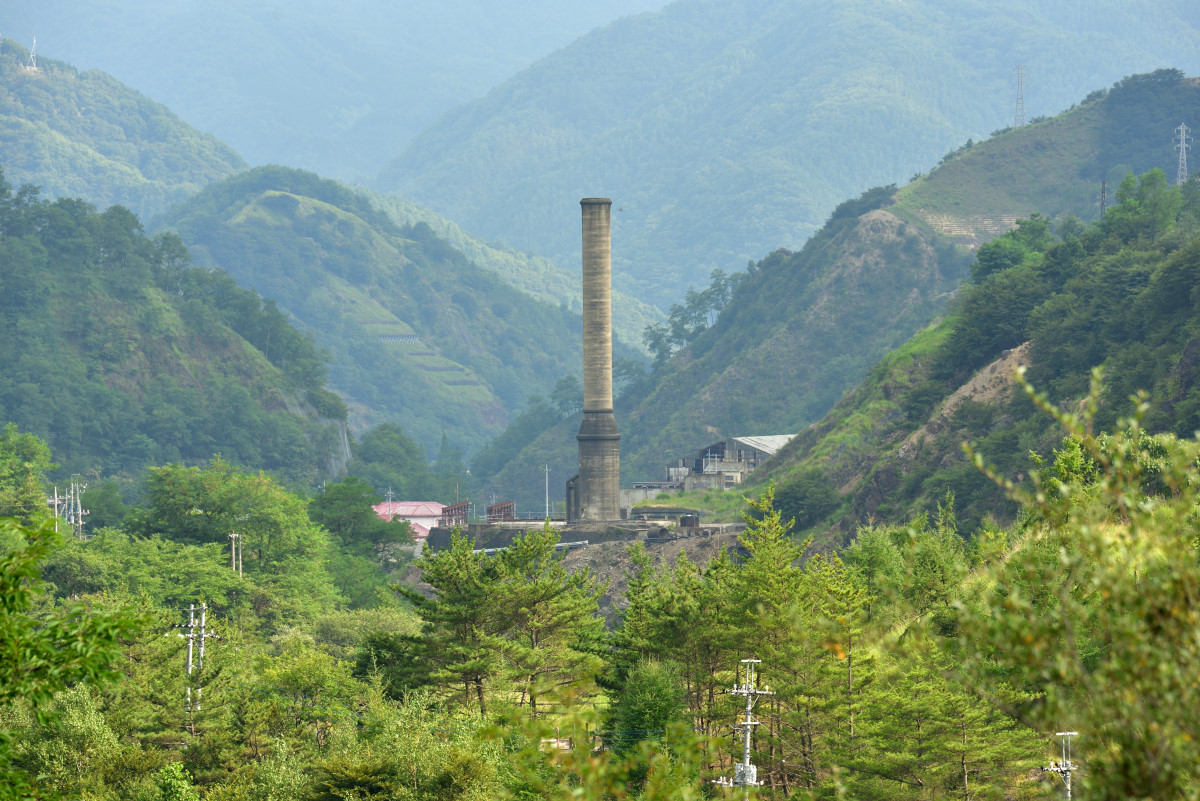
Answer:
(576, 197, 620, 521)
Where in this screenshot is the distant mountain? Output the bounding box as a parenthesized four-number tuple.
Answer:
(0, 165, 346, 483)
(475, 71, 1200, 511)
(379, 0, 1200, 308)
(3, 1, 664, 182)
(158, 166, 637, 458)
(0, 40, 245, 222)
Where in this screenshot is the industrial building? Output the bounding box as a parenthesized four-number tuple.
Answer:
(668, 434, 797, 491)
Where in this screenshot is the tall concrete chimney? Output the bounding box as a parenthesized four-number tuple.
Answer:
(571, 197, 620, 521)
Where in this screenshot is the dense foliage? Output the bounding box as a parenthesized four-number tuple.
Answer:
(760, 167, 1200, 541)
(5, 367, 1200, 798)
(0, 166, 344, 483)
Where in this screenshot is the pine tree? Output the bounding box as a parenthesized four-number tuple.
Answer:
(809, 553, 873, 778)
(396, 531, 501, 715)
(493, 524, 607, 718)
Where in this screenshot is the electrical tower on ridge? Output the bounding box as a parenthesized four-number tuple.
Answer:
(1177, 122, 1192, 185)
(1014, 65, 1026, 128)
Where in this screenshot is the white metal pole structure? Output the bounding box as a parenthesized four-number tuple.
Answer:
(712, 658, 775, 799)
(229, 532, 244, 577)
(1177, 121, 1192, 186)
(175, 603, 220, 719)
(178, 604, 196, 715)
(1042, 731, 1078, 800)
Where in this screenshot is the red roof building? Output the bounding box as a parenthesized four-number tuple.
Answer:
(372, 501, 445, 539)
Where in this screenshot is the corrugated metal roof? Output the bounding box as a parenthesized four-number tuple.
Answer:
(729, 435, 796, 455)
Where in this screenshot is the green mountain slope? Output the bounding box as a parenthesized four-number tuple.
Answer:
(0, 167, 345, 483)
(367, 191, 663, 349)
(477, 71, 1200, 512)
(159, 166, 621, 457)
(4, 1, 664, 181)
(756, 167, 1200, 545)
(379, 0, 1200, 308)
(0, 41, 245, 222)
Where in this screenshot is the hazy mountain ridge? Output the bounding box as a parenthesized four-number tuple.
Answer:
(3, 1, 665, 181)
(380, 0, 1200, 308)
(0, 40, 246, 222)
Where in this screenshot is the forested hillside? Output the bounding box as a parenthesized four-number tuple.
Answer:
(0, 166, 345, 483)
(478, 71, 1200, 509)
(367, 191, 663, 348)
(0, 40, 245, 222)
(754, 167, 1200, 546)
(379, 0, 1200, 307)
(158, 166, 627, 457)
(4, 0, 664, 180)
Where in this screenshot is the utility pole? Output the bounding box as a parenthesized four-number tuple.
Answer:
(1100, 180, 1107, 219)
(713, 658, 775, 798)
(1176, 122, 1191, 185)
(61, 476, 89, 541)
(175, 603, 219, 728)
(1042, 731, 1078, 799)
(228, 532, 243, 577)
(50, 486, 60, 535)
(1014, 65, 1026, 128)
(544, 464, 551, 519)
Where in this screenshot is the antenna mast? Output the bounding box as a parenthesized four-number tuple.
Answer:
(713, 658, 775, 798)
(1042, 731, 1079, 799)
(1176, 122, 1192, 185)
(1014, 65, 1026, 128)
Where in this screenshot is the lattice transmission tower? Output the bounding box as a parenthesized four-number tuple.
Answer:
(1177, 122, 1192, 185)
(1014, 65, 1027, 127)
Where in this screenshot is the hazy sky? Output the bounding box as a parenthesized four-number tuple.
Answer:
(3, 1, 669, 178)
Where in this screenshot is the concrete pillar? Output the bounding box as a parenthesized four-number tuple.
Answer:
(575, 198, 620, 521)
